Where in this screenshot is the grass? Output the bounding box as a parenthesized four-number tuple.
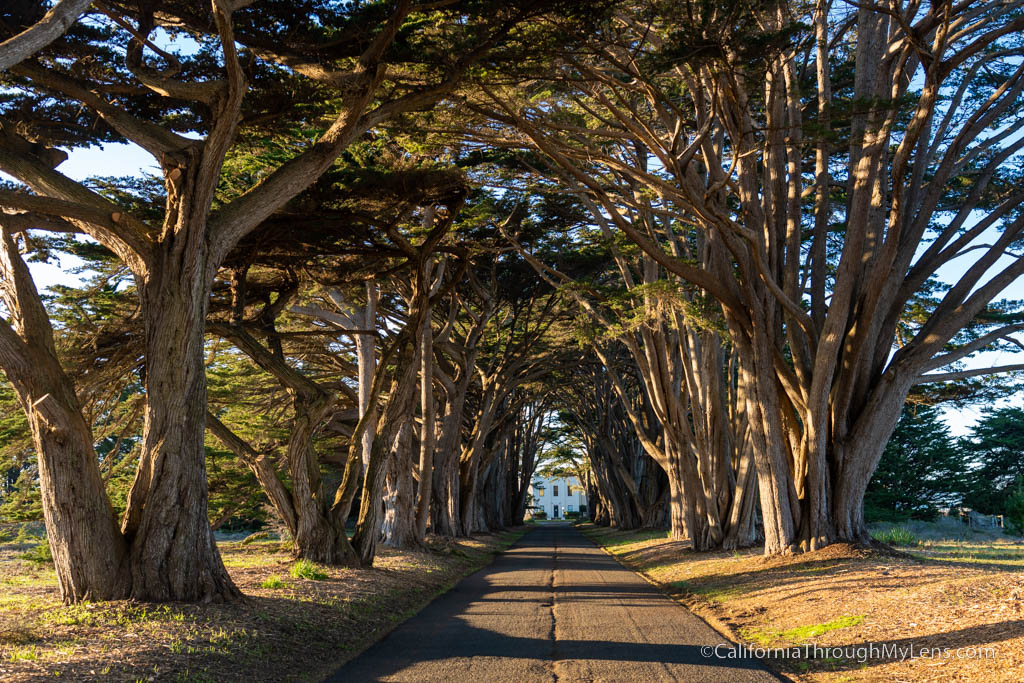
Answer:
(902, 536, 1024, 567)
(743, 615, 865, 646)
(596, 529, 671, 549)
(868, 521, 1024, 567)
(6, 645, 39, 662)
(259, 575, 288, 590)
(290, 559, 328, 581)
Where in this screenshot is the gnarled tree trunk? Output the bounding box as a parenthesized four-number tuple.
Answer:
(0, 225, 130, 602)
(121, 249, 239, 602)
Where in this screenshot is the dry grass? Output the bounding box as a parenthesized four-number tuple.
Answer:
(582, 523, 1024, 682)
(0, 525, 527, 682)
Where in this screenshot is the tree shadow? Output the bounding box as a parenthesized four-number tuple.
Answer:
(328, 622, 780, 682)
(816, 619, 1024, 671)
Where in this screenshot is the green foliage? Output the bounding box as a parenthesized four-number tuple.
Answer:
(259, 575, 289, 590)
(290, 560, 328, 581)
(744, 615, 865, 646)
(242, 532, 272, 546)
(871, 527, 921, 548)
(962, 407, 1024, 516)
(17, 541, 53, 565)
(205, 348, 291, 529)
(865, 405, 966, 522)
(0, 468, 43, 523)
(1002, 478, 1024, 535)
(206, 446, 266, 531)
(0, 379, 34, 522)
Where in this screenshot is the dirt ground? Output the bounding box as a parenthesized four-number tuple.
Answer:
(582, 523, 1024, 682)
(0, 524, 527, 682)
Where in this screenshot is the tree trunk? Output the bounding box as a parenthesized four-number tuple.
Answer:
(0, 226, 130, 602)
(29, 401, 132, 601)
(356, 283, 378, 472)
(382, 419, 419, 548)
(413, 276, 435, 540)
(121, 252, 239, 602)
(288, 394, 359, 565)
(353, 348, 419, 565)
(831, 376, 912, 543)
(664, 457, 689, 542)
(458, 453, 480, 537)
(430, 374, 469, 537)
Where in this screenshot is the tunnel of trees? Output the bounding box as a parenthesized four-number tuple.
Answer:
(1, 0, 1022, 604)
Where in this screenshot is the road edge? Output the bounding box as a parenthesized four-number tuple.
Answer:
(315, 526, 536, 682)
(576, 523, 793, 683)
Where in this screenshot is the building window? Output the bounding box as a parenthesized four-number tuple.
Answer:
(553, 485, 559, 496)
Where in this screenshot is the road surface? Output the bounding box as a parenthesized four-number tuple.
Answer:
(327, 523, 778, 682)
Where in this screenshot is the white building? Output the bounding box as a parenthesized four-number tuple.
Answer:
(528, 475, 587, 520)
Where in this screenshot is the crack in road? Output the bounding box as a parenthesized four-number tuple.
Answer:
(328, 524, 776, 682)
(548, 530, 561, 682)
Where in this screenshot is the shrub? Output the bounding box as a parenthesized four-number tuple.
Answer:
(290, 559, 328, 581)
(242, 531, 272, 546)
(871, 526, 920, 547)
(14, 524, 44, 544)
(18, 542, 53, 564)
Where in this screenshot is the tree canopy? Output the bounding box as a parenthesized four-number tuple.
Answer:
(0, 0, 1022, 605)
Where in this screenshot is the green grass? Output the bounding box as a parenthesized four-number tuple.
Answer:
(6, 645, 39, 662)
(912, 542, 1024, 567)
(259, 575, 289, 589)
(871, 526, 920, 547)
(290, 559, 328, 581)
(743, 615, 865, 646)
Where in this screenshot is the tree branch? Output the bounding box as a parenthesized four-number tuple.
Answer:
(0, 0, 93, 71)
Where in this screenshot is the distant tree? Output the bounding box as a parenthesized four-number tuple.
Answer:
(962, 407, 1024, 517)
(864, 405, 965, 522)
(1004, 479, 1024, 535)
(0, 378, 32, 511)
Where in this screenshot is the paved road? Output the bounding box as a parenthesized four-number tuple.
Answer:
(327, 524, 778, 682)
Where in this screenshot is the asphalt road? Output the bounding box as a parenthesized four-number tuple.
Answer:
(327, 523, 779, 682)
